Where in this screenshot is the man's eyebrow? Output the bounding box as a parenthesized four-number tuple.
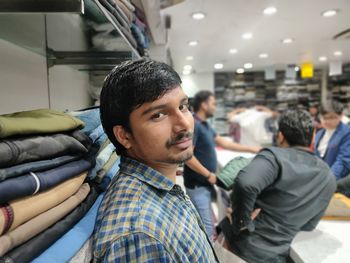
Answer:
(141, 96, 189, 116)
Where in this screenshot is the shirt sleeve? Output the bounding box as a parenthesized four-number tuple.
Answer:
(231, 150, 279, 235)
(330, 130, 350, 180)
(105, 232, 174, 263)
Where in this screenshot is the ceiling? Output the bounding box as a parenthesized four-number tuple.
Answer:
(161, 0, 350, 75)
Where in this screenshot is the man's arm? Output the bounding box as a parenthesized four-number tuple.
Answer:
(105, 232, 174, 262)
(230, 150, 279, 235)
(185, 155, 216, 184)
(215, 135, 261, 153)
(331, 131, 350, 180)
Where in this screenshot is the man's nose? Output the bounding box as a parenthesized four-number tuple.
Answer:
(173, 110, 193, 133)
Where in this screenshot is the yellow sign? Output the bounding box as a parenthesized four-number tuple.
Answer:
(301, 63, 314, 78)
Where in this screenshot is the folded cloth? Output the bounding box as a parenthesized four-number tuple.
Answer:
(0, 159, 91, 203)
(0, 109, 84, 139)
(0, 133, 88, 168)
(0, 185, 99, 263)
(323, 193, 350, 220)
(32, 193, 104, 263)
(0, 172, 87, 235)
(116, 0, 133, 22)
(69, 108, 100, 137)
(120, 0, 135, 12)
(217, 157, 253, 190)
(88, 143, 115, 180)
(0, 155, 80, 182)
(0, 183, 90, 257)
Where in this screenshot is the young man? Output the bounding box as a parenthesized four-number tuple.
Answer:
(93, 59, 218, 262)
(218, 110, 336, 263)
(184, 90, 260, 241)
(315, 100, 350, 180)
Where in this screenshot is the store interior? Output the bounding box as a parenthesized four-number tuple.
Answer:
(0, 0, 349, 262)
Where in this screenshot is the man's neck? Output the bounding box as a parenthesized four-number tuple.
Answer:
(195, 110, 207, 121)
(149, 162, 178, 183)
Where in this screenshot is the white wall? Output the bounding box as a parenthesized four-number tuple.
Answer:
(181, 72, 214, 97)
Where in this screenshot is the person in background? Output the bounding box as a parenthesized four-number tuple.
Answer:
(184, 90, 260, 241)
(315, 100, 350, 180)
(308, 102, 322, 130)
(93, 59, 218, 262)
(218, 109, 336, 263)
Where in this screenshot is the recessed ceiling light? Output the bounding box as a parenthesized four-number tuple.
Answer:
(229, 49, 238, 54)
(182, 70, 191, 75)
(214, 63, 224, 69)
(186, 56, 193, 60)
(334, 51, 342, 56)
(321, 9, 338, 17)
(263, 6, 277, 15)
(244, 63, 253, 69)
(282, 38, 294, 44)
(183, 65, 192, 70)
(259, 53, 269, 58)
(242, 32, 253, 40)
(188, 41, 198, 46)
(294, 66, 300, 72)
(236, 68, 245, 74)
(319, 56, 327, 61)
(191, 12, 206, 20)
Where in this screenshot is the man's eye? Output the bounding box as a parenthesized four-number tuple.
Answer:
(179, 103, 189, 111)
(151, 112, 165, 119)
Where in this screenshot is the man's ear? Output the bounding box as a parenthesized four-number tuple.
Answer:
(113, 125, 132, 149)
(277, 131, 285, 146)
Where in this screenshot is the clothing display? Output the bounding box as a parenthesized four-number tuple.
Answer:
(93, 156, 218, 262)
(0, 183, 90, 256)
(0, 109, 84, 139)
(219, 147, 336, 263)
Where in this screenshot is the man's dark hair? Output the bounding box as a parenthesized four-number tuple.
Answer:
(278, 109, 314, 147)
(193, 90, 214, 112)
(100, 58, 182, 155)
(320, 100, 344, 115)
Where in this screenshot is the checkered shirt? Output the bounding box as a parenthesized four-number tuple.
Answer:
(92, 156, 218, 262)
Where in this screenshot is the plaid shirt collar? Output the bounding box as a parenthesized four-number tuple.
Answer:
(119, 156, 175, 192)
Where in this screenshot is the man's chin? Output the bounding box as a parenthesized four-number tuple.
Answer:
(167, 152, 193, 164)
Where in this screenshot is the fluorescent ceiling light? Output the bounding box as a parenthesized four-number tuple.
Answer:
(236, 68, 245, 74)
(214, 63, 224, 69)
(263, 6, 277, 15)
(242, 32, 253, 40)
(191, 12, 206, 20)
(294, 66, 300, 72)
(229, 49, 238, 54)
(183, 65, 192, 70)
(186, 56, 193, 60)
(319, 56, 327, 61)
(334, 51, 342, 56)
(282, 38, 293, 44)
(259, 53, 268, 58)
(322, 9, 338, 17)
(244, 63, 253, 69)
(188, 41, 198, 46)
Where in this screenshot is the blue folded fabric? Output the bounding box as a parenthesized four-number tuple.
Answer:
(70, 108, 101, 136)
(32, 194, 104, 263)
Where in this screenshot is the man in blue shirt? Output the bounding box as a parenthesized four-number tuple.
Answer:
(184, 90, 260, 241)
(315, 100, 350, 180)
(93, 59, 218, 262)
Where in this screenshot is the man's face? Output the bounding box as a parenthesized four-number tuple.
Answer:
(204, 95, 217, 118)
(320, 112, 341, 130)
(309, 106, 318, 117)
(125, 86, 194, 166)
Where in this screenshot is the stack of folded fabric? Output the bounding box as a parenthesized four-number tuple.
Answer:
(95, 0, 150, 56)
(0, 108, 120, 263)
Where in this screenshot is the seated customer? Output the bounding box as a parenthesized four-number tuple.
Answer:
(315, 100, 350, 180)
(218, 109, 336, 263)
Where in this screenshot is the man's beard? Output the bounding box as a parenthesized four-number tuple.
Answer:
(163, 131, 194, 164)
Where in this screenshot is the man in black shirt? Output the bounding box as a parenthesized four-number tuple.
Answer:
(219, 109, 336, 263)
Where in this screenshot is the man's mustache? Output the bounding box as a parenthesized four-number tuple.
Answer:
(166, 131, 193, 148)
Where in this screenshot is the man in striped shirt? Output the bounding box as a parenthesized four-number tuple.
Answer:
(93, 59, 218, 262)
